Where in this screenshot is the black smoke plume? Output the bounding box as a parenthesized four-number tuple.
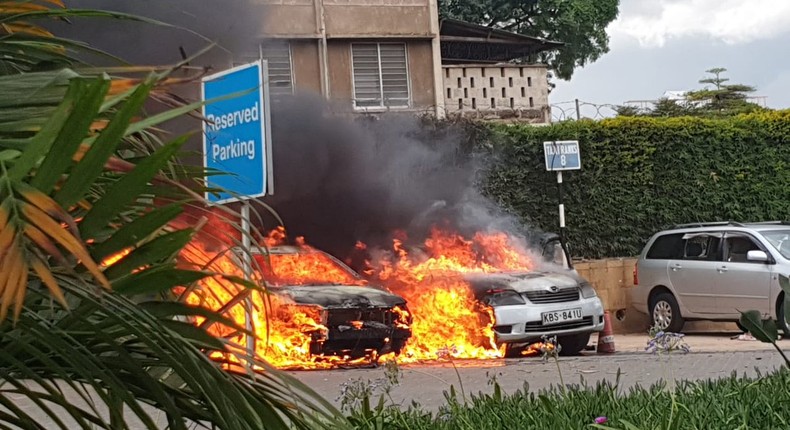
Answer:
(50, 2, 539, 262)
(51, 1, 263, 66)
(262, 95, 535, 262)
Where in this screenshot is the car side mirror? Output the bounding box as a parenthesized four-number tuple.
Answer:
(542, 239, 569, 268)
(747, 250, 769, 262)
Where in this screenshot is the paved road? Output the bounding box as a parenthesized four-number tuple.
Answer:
(289, 333, 790, 411)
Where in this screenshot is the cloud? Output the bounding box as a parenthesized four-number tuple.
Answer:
(610, 0, 790, 47)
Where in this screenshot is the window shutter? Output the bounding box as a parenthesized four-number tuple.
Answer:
(352, 44, 382, 107)
(261, 43, 293, 96)
(379, 44, 409, 107)
(352, 43, 410, 108)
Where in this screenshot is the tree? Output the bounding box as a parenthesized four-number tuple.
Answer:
(648, 98, 692, 118)
(686, 67, 764, 116)
(0, 2, 344, 429)
(616, 68, 767, 118)
(439, 0, 620, 80)
(613, 105, 641, 116)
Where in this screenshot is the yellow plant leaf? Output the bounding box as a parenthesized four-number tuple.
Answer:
(1, 3, 50, 13)
(0, 251, 11, 307)
(20, 202, 110, 290)
(30, 256, 67, 309)
(13, 266, 28, 321)
(0, 244, 23, 322)
(23, 223, 67, 265)
(18, 183, 79, 236)
(2, 22, 53, 37)
(0, 225, 16, 261)
(108, 79, 138, 96)
(0, 202, 9, 231)
(37, 0, 65, 8)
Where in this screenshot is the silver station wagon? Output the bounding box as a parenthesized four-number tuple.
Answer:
(632, 221, 790, 333)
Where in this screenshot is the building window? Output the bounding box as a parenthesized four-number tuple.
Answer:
(260, 42, 294, 96)
(351, 43, 410, 108)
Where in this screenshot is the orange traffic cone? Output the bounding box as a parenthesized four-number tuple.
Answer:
(597, 311, 616, 354)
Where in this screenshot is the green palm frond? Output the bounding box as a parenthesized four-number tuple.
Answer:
(0, 64, 346, 430)
(1, 275, 343, 430)
(0, 3, 346, 427)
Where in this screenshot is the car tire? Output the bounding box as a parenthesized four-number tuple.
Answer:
(503, 343, 523, 358)
(777, 297, 790, 337)
(649, 292, 685, 333)
(557, 333, 590, 356)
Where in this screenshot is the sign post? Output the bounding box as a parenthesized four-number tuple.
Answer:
(202, 60, 273, 360)
(543, 140, 581, 268)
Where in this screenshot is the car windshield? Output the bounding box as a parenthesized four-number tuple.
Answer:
(252, 250, 365, 286)
(760, 230, 790, 259)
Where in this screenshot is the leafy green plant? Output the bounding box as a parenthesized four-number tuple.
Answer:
(341, 359, 414, 430)
(348, 369, 790, 429)
(593, 329, 690, 430)
(0, 69, 347, 429)
(0, 3, 348, 428)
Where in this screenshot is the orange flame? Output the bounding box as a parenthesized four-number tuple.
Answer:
(177, 230, 369, 369)
(101, 248, 132, 268)
(368, 227, 533, 362)
(178, 225, 535, 369)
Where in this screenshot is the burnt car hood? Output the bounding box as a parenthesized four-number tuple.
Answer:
(275, 285, 407, 309)
(463, 270, 584, 295)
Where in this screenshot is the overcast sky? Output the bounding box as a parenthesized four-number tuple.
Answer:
(550, 0, 790, 118)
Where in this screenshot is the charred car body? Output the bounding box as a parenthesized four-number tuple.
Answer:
(466, 234, 605, 356)
(247, 245, 412, 359)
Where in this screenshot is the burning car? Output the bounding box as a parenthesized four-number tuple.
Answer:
(246, 245, 412, 360)
(463, 234, 605, 356)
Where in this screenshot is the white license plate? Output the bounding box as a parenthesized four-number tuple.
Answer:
(541, 308, 583, 325)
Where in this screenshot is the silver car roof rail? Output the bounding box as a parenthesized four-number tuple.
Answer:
(672, 221, 745, 229)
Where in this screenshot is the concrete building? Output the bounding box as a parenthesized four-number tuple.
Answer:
(439, 19, 561, 123)
(243, 0, 444, 116)
(246, 0, 560, 122)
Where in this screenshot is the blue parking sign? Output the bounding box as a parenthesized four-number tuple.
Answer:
(202, 61, 272, 204)
(543, 140, 581, 171)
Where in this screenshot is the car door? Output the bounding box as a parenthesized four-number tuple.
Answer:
(668, 232, 722, 314)
(715, 233, 773, 316)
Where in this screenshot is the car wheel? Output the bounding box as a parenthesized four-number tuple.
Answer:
(557, 333, 591, 356)
(778, 298, 790, 336)
(649, 292, 685, 333)
(503, 343, 523, 358)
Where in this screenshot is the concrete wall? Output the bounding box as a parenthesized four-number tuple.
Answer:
(259, 0, 434, 38)
(324, 3, 433, 37)
(443, 65, 550, 122)
(576, 258, 740, 335)
(291, 40, 323, 93)
(574, 258, 648, 334)
(405, 41, 439, 110)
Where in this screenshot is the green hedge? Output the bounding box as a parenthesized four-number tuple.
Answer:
(482, 111, 790, 258)
(355, 368, 790, 429)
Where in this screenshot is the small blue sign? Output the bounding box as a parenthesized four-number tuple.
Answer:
(202, 61, 272, 204)
(543, 140, 581, 171)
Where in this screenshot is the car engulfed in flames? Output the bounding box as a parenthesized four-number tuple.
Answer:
(251, 245, 412, 359)
(174, 225, 602, 369)
(175, 234, 412, 368)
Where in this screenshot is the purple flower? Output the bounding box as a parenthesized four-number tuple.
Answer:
(594, 416, 608, 424)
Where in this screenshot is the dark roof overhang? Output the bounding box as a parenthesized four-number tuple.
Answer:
(439, 18, 563, 64)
